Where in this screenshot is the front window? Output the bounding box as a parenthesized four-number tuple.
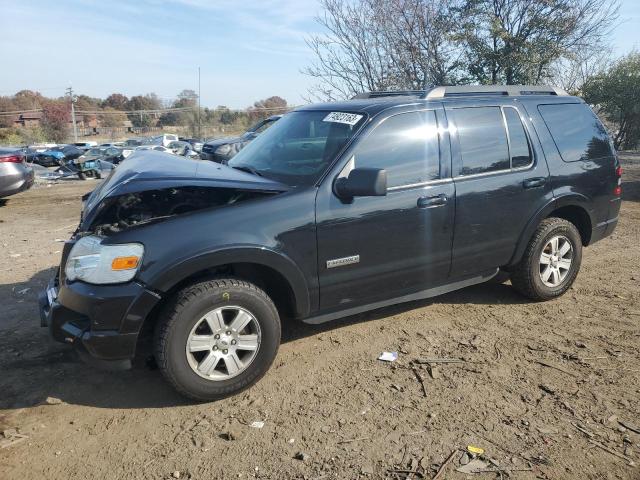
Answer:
(228, 111, 366, 186)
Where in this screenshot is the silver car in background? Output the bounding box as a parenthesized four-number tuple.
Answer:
(0, 148, 34, 198)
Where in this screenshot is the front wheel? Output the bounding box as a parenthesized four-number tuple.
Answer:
(511, 218, 582, 301)
(155, 278, 280, 401)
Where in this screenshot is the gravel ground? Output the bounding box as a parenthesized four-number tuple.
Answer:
(0, 153, 639, 480)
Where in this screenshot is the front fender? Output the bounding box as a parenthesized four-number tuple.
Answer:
(146, 245, 311, 318)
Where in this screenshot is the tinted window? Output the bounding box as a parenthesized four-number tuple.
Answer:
(538, 103, 612, 162)
(352, 111, 440, 188)
(453, 107, 509, 175)
(504, 108, 532, 168)
(228, 111, 365, 186)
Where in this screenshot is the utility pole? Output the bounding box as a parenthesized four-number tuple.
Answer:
(66, 86, 78, 142)
(198, 66, 201, 139)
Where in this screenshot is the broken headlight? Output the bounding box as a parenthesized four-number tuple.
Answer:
(65, 235, 144, 284)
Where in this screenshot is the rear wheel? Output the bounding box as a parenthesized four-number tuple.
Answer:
(155, 278, 280, 401)
(511, 218, 582, 301)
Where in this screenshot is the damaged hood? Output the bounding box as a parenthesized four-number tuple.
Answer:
(81, 150, 288, 230)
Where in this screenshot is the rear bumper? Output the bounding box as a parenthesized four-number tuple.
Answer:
(40, 274, 161, 360)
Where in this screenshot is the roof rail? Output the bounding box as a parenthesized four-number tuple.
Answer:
(351, 90, 425, 99)
(424, 85, 569, 99)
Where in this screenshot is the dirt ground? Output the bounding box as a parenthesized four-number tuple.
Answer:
(0, 154, 639, 480)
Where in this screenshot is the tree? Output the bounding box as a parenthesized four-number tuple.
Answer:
(248, 96, 288, 121)
(13, 90, 45, 111)
(102, 93, 129, 110)
(305, 0, 620, 99)
(127, 94, 162, 127)
(582, 52, 640, 150)
(456, 0, 619, 85)
(99, 107, 128, 128)
(41, 101, 70, 142)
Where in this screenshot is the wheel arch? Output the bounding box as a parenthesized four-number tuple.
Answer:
(146, 247, 310, 320)
(508, 195, 594, 267)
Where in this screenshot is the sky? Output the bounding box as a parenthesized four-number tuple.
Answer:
(1, 0, 639, 109)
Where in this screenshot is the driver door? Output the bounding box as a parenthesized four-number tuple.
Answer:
(315, 108, 454, 310)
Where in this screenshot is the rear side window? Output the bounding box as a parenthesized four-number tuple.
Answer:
(452, 107, 510, 175)
(352, 110, 440, 188)
(538, 103, 613, 162)
(503, 108, 532, 168)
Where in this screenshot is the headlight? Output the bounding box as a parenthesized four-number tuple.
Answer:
(215, 144, 232, 155)
(65, 235, 144, 284)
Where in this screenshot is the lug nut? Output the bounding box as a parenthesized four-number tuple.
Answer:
(223, 349, 228, 354)
(226, 331, 231, 335)
(213, 346, 218, 350)
(231, 340, 237, 345)
(214, 334, 220, 339)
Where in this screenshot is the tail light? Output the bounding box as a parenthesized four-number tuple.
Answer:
(614, 165, 622, 196)
(0, 154, 24, 163)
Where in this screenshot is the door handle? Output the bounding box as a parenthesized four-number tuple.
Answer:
(417, 194, 448, 208)
(523, 177, 546, 189)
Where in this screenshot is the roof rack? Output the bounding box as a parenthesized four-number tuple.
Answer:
(352, 85, 569, 100)
(352, 90, 426, 99)
(425, 85, 569, 98)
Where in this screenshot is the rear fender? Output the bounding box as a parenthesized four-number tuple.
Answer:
(507, 194, 594, 267)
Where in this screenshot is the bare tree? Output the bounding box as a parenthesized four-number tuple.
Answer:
(375, 0, 465, 88)
(550, 45, 613, 93)
(305, 0, 620, 98)
(304, 0, 393, 100)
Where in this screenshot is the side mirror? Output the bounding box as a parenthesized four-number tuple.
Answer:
(335, 167, 387, 199)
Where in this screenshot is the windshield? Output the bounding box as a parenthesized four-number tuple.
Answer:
(228, 111, 366, 186)
(86, 148, 103, 156)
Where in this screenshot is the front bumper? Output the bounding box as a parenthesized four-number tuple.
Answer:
(40, 273, 161, 361)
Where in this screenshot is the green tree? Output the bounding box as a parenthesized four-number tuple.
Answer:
(582, 52, 640, 150)
(456, 0, 619, 85)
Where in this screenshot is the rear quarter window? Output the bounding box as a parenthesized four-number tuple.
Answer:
(538, 103, 613, 162)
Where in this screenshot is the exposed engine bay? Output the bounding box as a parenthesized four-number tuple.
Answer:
(89, 186, 276, 235)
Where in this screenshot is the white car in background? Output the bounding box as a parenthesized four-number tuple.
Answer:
(143, 134, 179, 147)
(134, 145, 173, 154)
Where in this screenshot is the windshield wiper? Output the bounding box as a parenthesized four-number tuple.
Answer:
(232, 165, 263, 177)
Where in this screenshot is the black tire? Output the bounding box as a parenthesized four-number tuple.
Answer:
(155, 278, 280, 401)
(77, 172, 86, 180)
(511, 217, 582, 301)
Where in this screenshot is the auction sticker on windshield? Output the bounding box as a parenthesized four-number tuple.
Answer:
(323, 112, 364, 126)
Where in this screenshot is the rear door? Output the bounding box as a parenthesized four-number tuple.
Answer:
(447, 103, 553, 277)
(315, 107, 455, 310)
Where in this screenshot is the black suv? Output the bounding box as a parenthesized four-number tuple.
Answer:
(40, 85, 621, 401)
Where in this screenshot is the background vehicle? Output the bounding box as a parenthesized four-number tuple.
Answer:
(0, 148, 34, 198)
(201, 115, 281, 163)
(179, 137, 204, 152)
(40, 86, 620, 401)
(99, 142, 125, 148)
(142, 134, 179, 147)
(168, 140, 200, 158)
(19, 146, 39, 163)
(76, 146, 124, 165)
(73, 141, 98, 151)
(134, 145, 173, 154)
(33, 145, 84, 167)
